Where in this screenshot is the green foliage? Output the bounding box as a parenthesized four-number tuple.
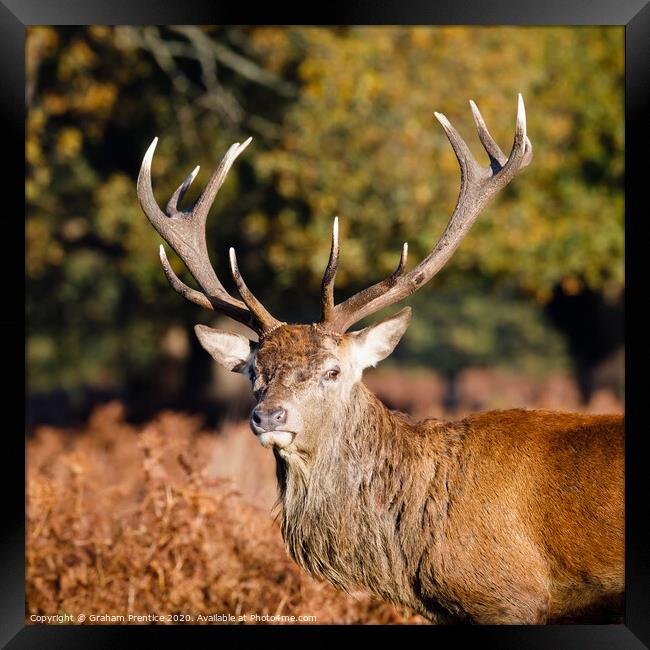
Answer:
(393, 283, 569, 376)
(26, 26, 623, 394)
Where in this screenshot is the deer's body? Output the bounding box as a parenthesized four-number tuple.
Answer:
(252, 326, 624, 624)
(139, 95, 624, 623)
(278, 384, 623, 623)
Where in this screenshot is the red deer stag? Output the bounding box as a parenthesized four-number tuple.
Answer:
(138, 95, 624, 624)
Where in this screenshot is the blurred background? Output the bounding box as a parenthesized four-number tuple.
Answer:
(26, 26, 624, 624)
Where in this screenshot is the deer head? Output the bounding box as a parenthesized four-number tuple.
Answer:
(138, 96, 532, 457)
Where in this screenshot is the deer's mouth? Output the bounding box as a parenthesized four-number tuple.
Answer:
(258, 430, 296, 449)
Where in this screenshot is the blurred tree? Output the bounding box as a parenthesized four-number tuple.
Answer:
(247, 27, 623, 302)
(26, 26, 623, 418)
(26, 26, 297, 415)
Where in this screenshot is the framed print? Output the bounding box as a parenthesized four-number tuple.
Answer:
(8, 1, 649, 647)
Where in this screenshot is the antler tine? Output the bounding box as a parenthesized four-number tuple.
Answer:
(138, 137, 168, 233)
(229, 248, 283, 334)
(320, 217, 340, 321)
(192, 138, 253, 225)
(321, 95, 532, 333)
(138, 135, 279, 334)
(158, 244, 218, 311)
(469, 100, 508, 170)
(393, 242, 409, 277)
(433, 110, 484, 185)
(488, 94, 531, 190)
(166, 165, 200, 214)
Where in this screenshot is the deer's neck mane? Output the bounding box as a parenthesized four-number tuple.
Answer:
(275, 382, 459, 603)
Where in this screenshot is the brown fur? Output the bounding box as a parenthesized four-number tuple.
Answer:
(245, 326, 625, 624)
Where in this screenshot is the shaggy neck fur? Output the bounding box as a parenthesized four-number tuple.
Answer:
(275, 382, 464, 614)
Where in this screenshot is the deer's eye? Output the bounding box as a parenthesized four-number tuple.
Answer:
(323, 367, 340, 382)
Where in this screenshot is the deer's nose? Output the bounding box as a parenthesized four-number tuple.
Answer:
(251, 405, 288, 432)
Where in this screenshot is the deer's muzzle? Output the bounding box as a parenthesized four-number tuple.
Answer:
(250, 404, 298, 449)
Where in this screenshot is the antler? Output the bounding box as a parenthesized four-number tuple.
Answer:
(319, 94, 533, 333)
(137, 136, 282, 335)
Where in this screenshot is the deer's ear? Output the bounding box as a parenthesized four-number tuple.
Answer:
(194, 325, 256, 373)
(347, 307, 411, 370)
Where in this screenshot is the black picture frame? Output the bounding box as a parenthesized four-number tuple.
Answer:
(9, 1, 649, 647)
